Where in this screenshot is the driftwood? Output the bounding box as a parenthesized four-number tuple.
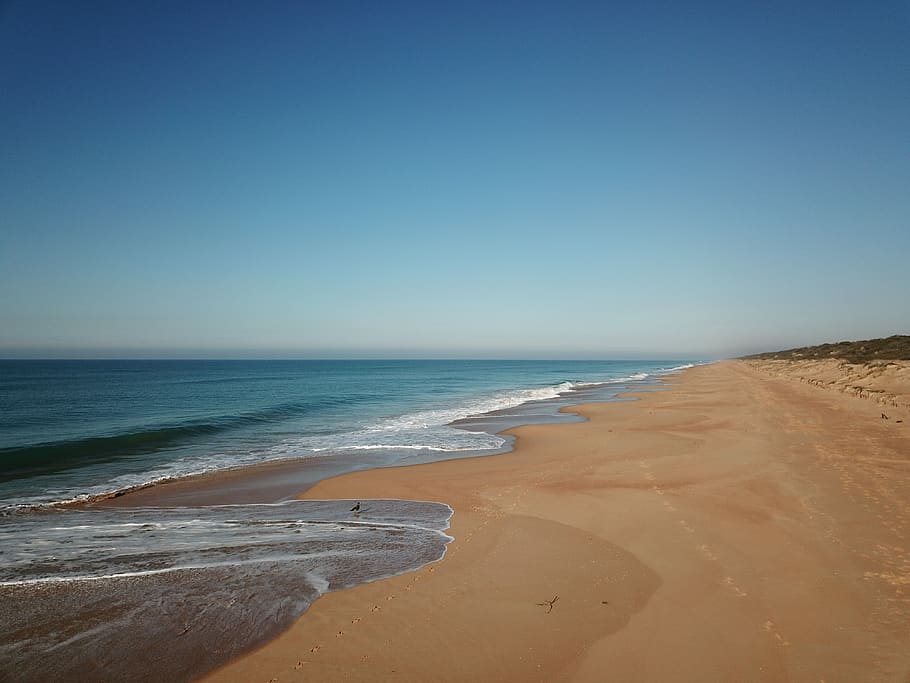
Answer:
(536, 595, 559, 613)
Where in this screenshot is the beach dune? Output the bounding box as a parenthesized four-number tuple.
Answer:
(204, 361, 910, 682)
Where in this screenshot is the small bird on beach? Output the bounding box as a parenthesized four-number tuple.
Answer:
(350, 501, 361, 513)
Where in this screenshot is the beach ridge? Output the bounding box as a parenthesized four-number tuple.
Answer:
(744, 357, 910, 414)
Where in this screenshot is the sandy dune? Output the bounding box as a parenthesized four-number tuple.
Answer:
(745, 358, 910, 413)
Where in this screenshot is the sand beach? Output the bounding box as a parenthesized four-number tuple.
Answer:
(202, 360, 910, 682)
(5, 3, 907, 680)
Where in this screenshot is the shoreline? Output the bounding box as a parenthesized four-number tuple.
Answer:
(7, 360, 684, 514)
(3, 363, 689, 682)
(95, 375, 671, 510)
(203, 360, 910, 682)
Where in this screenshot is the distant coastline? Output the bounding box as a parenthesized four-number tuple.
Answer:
(741, 334, 910, 363)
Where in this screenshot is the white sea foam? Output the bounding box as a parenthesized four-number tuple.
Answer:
(0, 498, 454, 682)
(1, 549, 437, 587)
(262, 380, 592, 458)
(0, 499, 454, 586)
(304, 571, 331, 595)
(367, 381, 580, 431)
(1, 369, 669, 511)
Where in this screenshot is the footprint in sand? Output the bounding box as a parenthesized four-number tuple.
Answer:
(336, 631, 344, 638)
(351, 617, 361, 624)
(698, 544, 717, 561)
(310, 645, 321, 653)
(370, 605, 381, 613)
(678, 520, 695, 533)
(662, 500, 677, 512)
(724, 577, 747, 597)
(386, 594, 395, 601)
(762, 620, 790, 646)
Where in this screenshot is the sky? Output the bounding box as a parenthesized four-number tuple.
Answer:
(1, 1, 908, 359)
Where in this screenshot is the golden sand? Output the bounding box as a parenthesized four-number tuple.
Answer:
(203, 361, 910, 682)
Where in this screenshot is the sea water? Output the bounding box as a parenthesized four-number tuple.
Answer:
(0, 360, 695, 680)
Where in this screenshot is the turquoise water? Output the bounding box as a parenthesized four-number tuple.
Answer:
(0, 359, 693, 509)
(0, 359, 696, 681)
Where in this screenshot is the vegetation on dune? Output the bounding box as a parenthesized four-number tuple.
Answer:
(742, 335, 910, 363)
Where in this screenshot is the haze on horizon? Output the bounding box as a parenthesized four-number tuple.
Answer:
(2, 2, 908, 360)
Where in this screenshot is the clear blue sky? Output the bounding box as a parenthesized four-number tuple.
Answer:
(1, 1, 908, 359)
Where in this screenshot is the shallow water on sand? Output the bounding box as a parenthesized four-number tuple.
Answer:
(0, 361, 696, 680)
(0, 499, 452, 682)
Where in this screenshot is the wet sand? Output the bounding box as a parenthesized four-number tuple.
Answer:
(202, 360, 910, 682)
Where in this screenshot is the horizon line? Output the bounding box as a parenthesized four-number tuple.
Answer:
(0, 356, 713, 362)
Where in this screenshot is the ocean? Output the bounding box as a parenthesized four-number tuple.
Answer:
(0, 359, 694, 680)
